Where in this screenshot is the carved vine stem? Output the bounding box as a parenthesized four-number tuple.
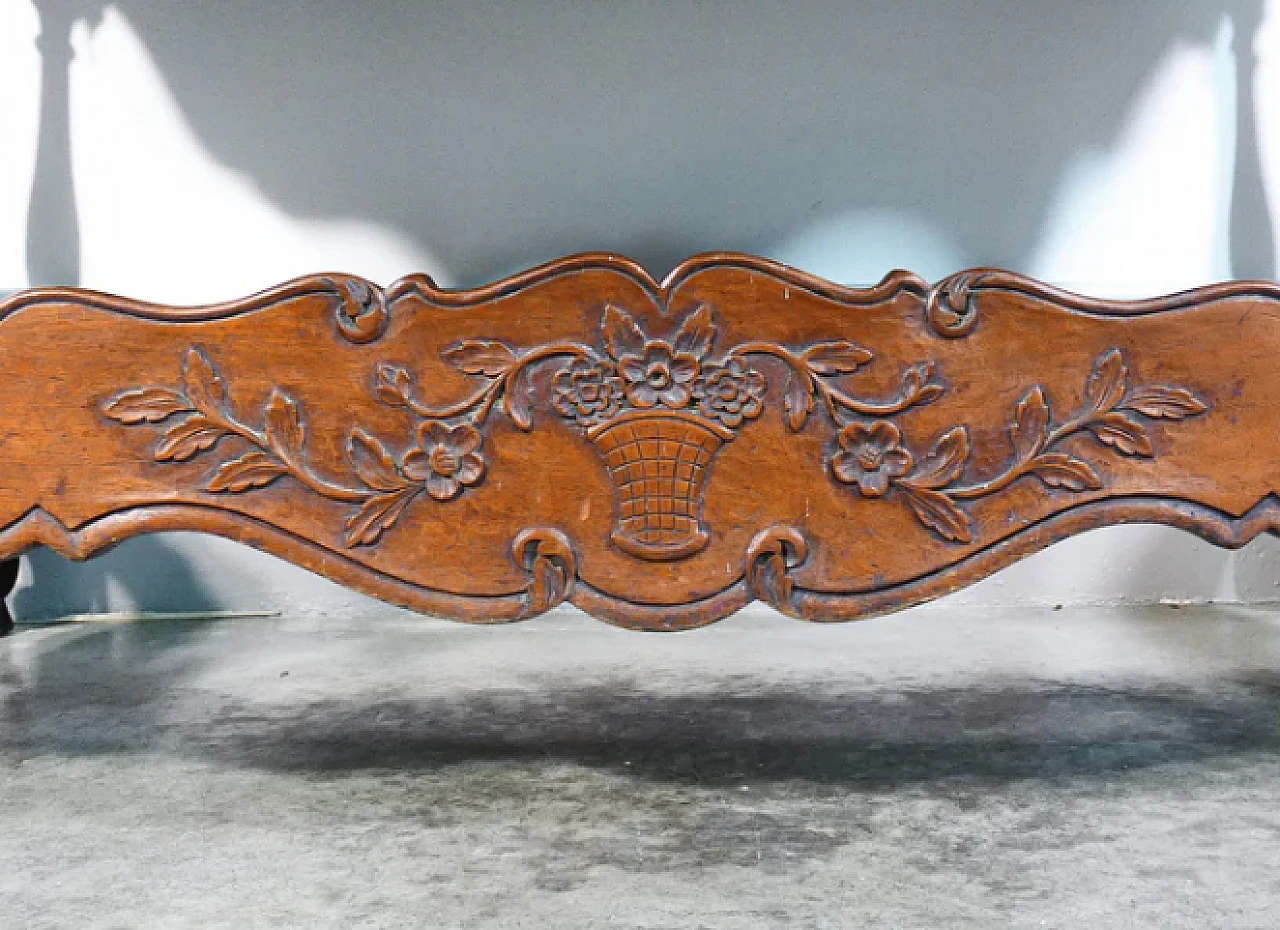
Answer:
(103, 348, 417, 546)
(103, 342, 605, 548)
(723, 342, 941, 428)
(870, 349, 1208, 544)
(377, 342, 591, 428)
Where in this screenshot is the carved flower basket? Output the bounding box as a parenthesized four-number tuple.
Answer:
(586, 409, 732, 561)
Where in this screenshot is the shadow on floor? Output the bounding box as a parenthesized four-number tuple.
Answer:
(6, 621, 1280, 789)
(201, 678, 1280, 787)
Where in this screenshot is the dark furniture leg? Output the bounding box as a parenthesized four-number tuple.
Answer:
(0, 558, 19, 635)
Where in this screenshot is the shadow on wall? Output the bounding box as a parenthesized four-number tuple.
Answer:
(11, 538, 220, 620)
(1230, 0, 1277, 279)
(26, 0, 1277, 287)
(12, 0, 1279, 619)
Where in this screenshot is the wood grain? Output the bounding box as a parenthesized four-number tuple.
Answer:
(0, 254, 1275, 630)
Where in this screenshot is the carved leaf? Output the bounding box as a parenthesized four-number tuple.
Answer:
(1085, 349, 1128, 413)
(344, 487, 417, 547)
(903, 363, 945, 404)
(900, 486, 972, 544)
(504, 366, 535, 430)
(1011, 386, 1050, 459)
(671, 305, 716, 359)
(602, 304, 646, 360)
(348, 429, 406, 492)
(1090, 411, 1154, 457)
(801, 341, 874, 376)
(909, 427, 971, 489)
(1029, 452, 1103, 491)
(264, 389, 304, 460)
(102, 388, 191, 424)
(207, 451, 287, 493)
(154, 415, 227, 462)
(916, 368, 947, 404)
(374, 363, 413, 406)
(442, 340, 518, 376)
(181, 348, 227, 415)
(1124, 386, 1208, 420)
(782, 373, 814, 431)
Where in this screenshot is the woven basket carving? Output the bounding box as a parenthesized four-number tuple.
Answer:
(588, 411, 731, 560)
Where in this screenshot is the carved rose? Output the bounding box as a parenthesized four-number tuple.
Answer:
(694, 359, 766, 428)
(552, 360, 624, 425)
(617, 341, 699, 409)
(831, 421, 913, 498)
(402, 421, 486, 500)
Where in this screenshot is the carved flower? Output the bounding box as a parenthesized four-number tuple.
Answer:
(402, 421, 486, 500)
(831, 421, 913, 498)
(552, 359, 624, 425)
(694, 359, 766, 428)
(617, 341, 699, 409)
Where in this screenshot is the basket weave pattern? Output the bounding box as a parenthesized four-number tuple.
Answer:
(591, 415, 723, 556)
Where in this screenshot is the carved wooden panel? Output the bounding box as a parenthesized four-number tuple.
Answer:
(0, 254, 1275, 629)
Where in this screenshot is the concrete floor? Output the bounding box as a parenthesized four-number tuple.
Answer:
(3, 604, 1280, 928)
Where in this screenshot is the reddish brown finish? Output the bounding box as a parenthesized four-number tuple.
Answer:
(0, 254, 1274, 630)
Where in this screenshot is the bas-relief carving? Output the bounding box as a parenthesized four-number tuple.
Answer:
(0, 255, 1260, 628)
(106, 301, 954, 558)
(104, 303, 1207, 562)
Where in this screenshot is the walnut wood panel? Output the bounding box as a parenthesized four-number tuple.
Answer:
(0, 254, 1276, 630)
